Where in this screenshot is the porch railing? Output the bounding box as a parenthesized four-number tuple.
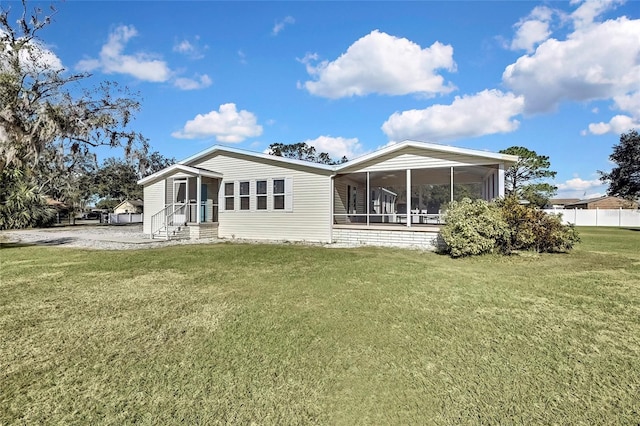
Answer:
(150, 203, 187, 239)
(181, 201, 218, 223)
(151, 201, 219, 239)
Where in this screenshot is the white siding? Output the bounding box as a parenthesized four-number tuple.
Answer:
(342, 147, 500, 173)
(195, 152, 332, 242)
(143, 180, 165, 234)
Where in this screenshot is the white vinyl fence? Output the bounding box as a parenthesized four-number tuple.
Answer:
(544, 209, 640, 227)
(108, 213, 143, 224)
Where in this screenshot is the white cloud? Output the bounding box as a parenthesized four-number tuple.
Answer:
(570, 0, 625, 29)
(174, 40, 194, 54)
(272, 16, 295, 36)
(302, 136, 364, 160)
(584, 91, 640, 134)
(301, 30, 456, 99)
(556, 176, 606, 198)
(586, 115, 640, 135)
(172, 103, 263, 143)
(173, 74, 212, 90)
(613, 91, 640, 118)
(381, 89, 525, 142)
(76, 25, 171, 82)
(1, 30, 64, 72)
(510, 20, 551, 52)
(510, 6, 554, 52)
(503, 16, 640, 114)
(557, 177, 603, 191)
(173, 36, 207, 59)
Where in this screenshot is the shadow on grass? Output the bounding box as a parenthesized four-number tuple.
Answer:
(0, 237, 77, 249)
(623, 227, 640, 232)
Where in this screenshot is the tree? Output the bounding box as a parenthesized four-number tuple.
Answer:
(93, 151, 175, 207)
(35, 143, 97, 211)
(0, 1, 147, 228)
(499, 146, 557, 207)
(268, 142, 347, 165)
(599, 129, 640, 201)
(0, 1, 147, 173)
(93, 157, 142, 203)
(139, 151, 176, 178)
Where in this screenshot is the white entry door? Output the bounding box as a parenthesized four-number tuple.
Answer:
(173, 180, 187, 224)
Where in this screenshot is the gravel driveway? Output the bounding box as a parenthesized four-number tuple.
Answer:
(0, 224, 219, 250)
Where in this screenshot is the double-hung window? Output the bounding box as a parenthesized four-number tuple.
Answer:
(273, 179, 285, 210)
(224, 182, 235, 211)
(239, 181, 250, 210)
(221, 177, 291, 212)
(256, 180, 267, 210)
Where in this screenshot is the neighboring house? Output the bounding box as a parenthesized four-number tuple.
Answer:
(137, 140, 519, 249)
(563, 196, 638, 210)
(545, 198, 580, 209)
(113, 199, 144, 214)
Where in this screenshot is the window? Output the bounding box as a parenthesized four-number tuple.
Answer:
(273, 179, 285, 210)
(256, 180, 267, 210)
(222, 177, 291, 213)
(239, 181, 250, 210)
(224, 182, 234, 211)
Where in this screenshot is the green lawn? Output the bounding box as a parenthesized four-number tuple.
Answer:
(1, 227, 639, 424)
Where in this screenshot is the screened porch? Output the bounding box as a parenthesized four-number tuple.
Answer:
(332, 165, 504, 228)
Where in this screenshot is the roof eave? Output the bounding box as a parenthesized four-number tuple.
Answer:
(137, 164, 223, 185)
(180, 144, 335, 172)
(335, 140, 519, 171)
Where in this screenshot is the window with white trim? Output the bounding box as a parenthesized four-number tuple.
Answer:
(224, 182, 234, 211)
(273, 179, 285, 210)
(256, 180, 267, 210)
(239, 181, 250, 210)
(221, 177, 292, 212)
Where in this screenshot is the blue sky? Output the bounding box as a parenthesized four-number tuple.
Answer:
(16, 0, 640, 198)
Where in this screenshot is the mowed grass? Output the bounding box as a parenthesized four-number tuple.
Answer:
(1, 228, 639, 424)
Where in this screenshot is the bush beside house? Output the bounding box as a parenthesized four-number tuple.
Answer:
(439, 197, 580, 257)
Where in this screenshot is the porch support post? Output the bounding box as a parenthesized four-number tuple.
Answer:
(450, 166, 454, 203)
(196, 174, 202, 224)
(406, 169, 411, 228)
(498, 163, 505, 198)
(329, 176, 334, 242)
(366, 172, 370, 226)
(185, 178, 190, 223)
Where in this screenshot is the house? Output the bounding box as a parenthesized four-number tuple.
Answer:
(544, 198, 580, 209)
(563, 196, 638, 210)
(137, 140, 519, 249)
(113, 199, 144, 214)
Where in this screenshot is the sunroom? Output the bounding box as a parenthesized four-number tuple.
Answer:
(330, 142, 518, 248)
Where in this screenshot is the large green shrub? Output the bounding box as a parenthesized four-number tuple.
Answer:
(497, 196, 579, 254)
(439, 197, 580, 257)
(438, 198, 509, 257)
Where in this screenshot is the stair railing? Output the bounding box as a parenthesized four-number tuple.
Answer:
(150, 203, 186, 239)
